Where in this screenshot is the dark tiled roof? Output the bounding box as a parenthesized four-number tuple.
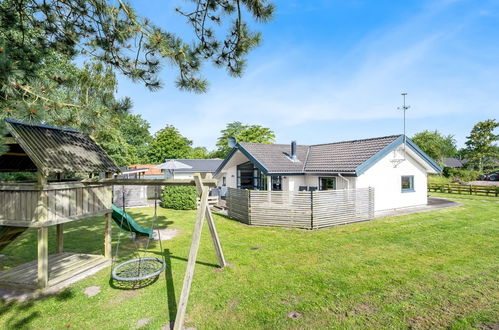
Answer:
(171, 159, 224, 173)
(3, 119, 119, 174)
(443, 158, 467, 168)
(232, 135, 402, 175)
(304, 135, 401, 173)
(238, 142, 310, 174)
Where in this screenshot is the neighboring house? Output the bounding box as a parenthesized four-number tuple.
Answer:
(158, 159, 224, 181)
(443, 158, 468, 169)
(127, 160, 224, 198)
(128, 164, 164, 179)
(215, 135, 442, 211)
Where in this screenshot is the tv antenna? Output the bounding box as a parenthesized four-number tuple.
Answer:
(391, 93, 410, 168)
(397, 92, 410, 156)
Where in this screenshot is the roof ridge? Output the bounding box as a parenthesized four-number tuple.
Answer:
(239, 142, 311, 147)
(302, 146, 311, 172)
(310, 134, 402, 147)
(5, 118, 81, 133)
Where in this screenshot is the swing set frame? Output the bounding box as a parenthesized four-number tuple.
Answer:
(87, 173, 227, 330)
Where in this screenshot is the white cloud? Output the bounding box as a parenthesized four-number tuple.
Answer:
(122, 0, 499, 149)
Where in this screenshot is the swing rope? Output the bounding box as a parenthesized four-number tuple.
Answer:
(112, 185, 166, 282)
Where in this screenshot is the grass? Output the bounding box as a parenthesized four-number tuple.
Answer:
(1, 197, 498, 329)
(430, 191, 499, 202)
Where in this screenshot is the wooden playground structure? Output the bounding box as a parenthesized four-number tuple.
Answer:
(0, 119, 227, 329)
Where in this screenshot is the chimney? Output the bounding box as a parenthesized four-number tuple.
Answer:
(291, 141, 297, 161)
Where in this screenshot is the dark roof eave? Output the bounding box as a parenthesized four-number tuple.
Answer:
(354, 135, 442, 175)
(215, 144, 269, 176)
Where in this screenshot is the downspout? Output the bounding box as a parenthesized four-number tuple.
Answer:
(338, 173, 350, 190)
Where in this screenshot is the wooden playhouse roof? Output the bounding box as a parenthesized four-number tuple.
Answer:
(1, 119, 119, 174)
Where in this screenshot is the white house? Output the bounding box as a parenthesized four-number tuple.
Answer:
(158, 159, 224, 183)
(215, 135, 441, 212)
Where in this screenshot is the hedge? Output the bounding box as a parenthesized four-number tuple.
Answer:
(161, 186, 197, 210)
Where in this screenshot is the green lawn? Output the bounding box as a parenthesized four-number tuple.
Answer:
(1, 196, 498, 329)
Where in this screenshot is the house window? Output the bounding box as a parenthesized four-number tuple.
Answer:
(401, 175, 414, 192)
(271, 176, 282, 191)
(237, 162, 266, 190)
(222, 177, 226, 186)
(319, 177, 336, 190)
(237, 162, 254, 189)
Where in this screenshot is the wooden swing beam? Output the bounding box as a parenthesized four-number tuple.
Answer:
(82, 178, 218, 187)
(87, 174, 226, 329)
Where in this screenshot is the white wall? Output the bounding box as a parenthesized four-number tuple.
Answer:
(355, 147, 428, 211)
(285, 175, 356, 190)
(169, 172, 224, 186)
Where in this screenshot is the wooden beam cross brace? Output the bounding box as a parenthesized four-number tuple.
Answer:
(173, 173, 227, 330)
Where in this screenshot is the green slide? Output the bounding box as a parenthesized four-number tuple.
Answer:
(0, 226, 27, 252)
(111, 204, 153, 238)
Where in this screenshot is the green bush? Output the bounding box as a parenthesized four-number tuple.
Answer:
(161, 186, 197, 210)
(442, 168, 481, 182)
(428, 174, 451, 184)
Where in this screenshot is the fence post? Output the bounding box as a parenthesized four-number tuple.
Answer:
(310, 190, 314, 230)
(369, 187, 375, 219)
(247, 189, 251, 225)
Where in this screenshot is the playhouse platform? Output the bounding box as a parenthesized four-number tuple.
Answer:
(0, 253, 110, 291)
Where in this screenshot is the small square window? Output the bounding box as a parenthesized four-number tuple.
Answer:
(401, 176, 414, 192)
(319, 177, 336, 190)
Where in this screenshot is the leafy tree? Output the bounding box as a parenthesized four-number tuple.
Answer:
(188, 146, 210, 159)
(1, 0, 274, 93)
(1, 54, 135, 166)
(411, 130, 457, 165)
(119, 113, 152, 162)
(213, 121, 275, 157)
(146, 125, 193, 163)
(1, 0, 274, 162)
(0, 121, 7, 156)
(464, 119, 499, 172)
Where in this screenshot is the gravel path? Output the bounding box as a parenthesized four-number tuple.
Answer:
(465, 181, 499, 186)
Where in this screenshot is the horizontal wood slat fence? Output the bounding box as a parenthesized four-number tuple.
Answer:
(227, 187, 375, 229)
(428, 183, 499, 197)
(0, 183, 111, 227)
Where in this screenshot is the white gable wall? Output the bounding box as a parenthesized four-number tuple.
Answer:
(355, 147, 428, 211)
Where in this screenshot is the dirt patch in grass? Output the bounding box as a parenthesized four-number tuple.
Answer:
(83, 286, 101, 297)
(227, 298, 239, 311)
(287, 311, 302, 319)
(347, 303, 378, 316)
(135, 317, 151, 328)
(280, 295, 302, 305)
(108, 289, 141, 306)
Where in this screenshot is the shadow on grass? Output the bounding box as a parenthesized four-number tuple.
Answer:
(109, 276, 160, 290)
(163, 249, 177, 330)
(148, 250, 219, 269)
(0, 287, 75, 328)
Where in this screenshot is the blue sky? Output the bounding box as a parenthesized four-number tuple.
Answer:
(117, 0, 499, 151)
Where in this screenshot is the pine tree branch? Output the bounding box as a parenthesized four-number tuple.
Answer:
(11, 82, 83, 108)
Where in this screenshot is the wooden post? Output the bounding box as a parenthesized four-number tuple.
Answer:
(104, 172, 113, 259)
(104, 213, 112, 259)
(38, 226, 48, 288)
(310, 190, 314, 230)
(193, 174, 227, 268)
(173, 182, 209, 330)
(56, 224, 64, 253)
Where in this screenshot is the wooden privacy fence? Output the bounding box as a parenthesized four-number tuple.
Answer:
(226, 187, 375, 229)
(428, 183, 499, 197)
(0, 182, 111, 227)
